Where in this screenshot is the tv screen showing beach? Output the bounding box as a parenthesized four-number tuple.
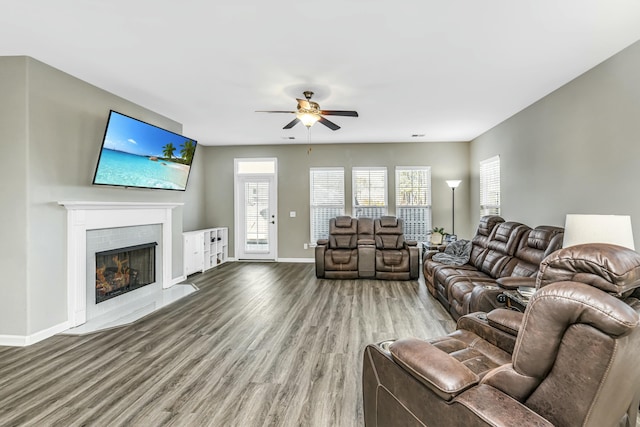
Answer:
(93, 111, 197, 191)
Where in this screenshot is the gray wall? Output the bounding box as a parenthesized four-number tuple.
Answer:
(203, 142, 471, 259)
(0, 56, 207, 336)
(470, 40, 640, 243)
(0, 57, 29, 335)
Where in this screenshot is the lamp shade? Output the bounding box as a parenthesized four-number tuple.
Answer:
(563, 214, 635, 250)
(297, 112, 320, 127)
(446, 180, 462, 189)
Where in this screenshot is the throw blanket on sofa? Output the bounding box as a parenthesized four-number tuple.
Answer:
(432, 239, 472, 266)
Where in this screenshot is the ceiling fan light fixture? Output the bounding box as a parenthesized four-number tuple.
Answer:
(297, 112, 320, 127)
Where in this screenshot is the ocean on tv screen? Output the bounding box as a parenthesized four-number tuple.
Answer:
(94, 148, 190, 190)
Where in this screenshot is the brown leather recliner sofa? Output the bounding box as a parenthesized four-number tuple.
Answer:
(316, 216, 419, 280)
(424, 215, 564, 319)
(364, 243, 640, 426)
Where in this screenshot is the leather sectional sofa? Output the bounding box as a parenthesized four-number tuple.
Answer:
(364, 243, 640, 426)
(424, 215, 564, 320)
(315, 216, 419, 280)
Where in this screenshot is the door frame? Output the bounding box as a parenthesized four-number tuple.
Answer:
(234, 158, 278, 260)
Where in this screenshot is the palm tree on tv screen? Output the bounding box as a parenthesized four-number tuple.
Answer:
(162, 143, 176, 159)
(180, 140, 196, 164)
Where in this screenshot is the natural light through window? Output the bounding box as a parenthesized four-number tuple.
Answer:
(352, 167, 387, 218)
(480, 155, 501, 216)
(396, 167, 431, 241)
(310, 168, 345, 243)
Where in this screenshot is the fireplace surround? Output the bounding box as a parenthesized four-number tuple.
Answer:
(59, 201, 183, 328)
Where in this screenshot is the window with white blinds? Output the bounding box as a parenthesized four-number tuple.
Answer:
(480, 155, 501, 217)
(310, 167, 345, 243)
(395, 167, 432, 241)
(352, 167, 388, 218)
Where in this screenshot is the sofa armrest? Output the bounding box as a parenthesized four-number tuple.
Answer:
(315, 244, 326, 278)
(405, 239, 418, 247)
(487, 308, 523, 337)
(389, 337, 479, 401)
(423, 250, 440, 261)
(407, 245, 420, 279)
(496, 276, 536, 290)
(316, 239, 329, 246)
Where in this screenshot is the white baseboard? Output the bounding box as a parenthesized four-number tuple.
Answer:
(0, 334, 28, 347)
(0, 320, 72, 347)
(230, 258, 313, 263)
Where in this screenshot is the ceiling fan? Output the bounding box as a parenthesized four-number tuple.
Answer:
(256, 91, 358, 131)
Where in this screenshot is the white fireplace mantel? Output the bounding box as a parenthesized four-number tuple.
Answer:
(59, 201, 183, 327)
(60, 201, 184, 211)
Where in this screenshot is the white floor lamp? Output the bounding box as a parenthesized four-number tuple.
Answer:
(446, 180, 462, 236)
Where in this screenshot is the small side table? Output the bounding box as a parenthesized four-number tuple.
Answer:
(421, 242, 447, 252)
(420, 242, 447, 259)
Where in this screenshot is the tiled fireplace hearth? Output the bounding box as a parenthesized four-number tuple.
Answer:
(59, 201, 183, 329)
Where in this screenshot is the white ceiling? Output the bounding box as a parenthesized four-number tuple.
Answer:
(2, 1, 640, 146)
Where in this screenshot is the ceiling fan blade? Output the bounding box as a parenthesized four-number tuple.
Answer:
(255, 110, 296, 113)
(283, 118, 300, 129)
(318, 116, 340, 131)
(320, 110, 359, 117)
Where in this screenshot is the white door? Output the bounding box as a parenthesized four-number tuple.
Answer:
(235, 159, 278, 260)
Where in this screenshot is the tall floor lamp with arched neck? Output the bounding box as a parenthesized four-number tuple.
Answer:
(446, 180, 462, 235)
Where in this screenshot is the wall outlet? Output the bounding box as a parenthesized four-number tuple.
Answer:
(289, 211, 296, 217)
(303, 243, 308, 250)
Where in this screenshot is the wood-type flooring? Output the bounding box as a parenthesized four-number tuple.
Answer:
(0, 262, 455, 426)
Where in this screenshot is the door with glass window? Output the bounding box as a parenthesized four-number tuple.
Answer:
(235, 159, 278, 260)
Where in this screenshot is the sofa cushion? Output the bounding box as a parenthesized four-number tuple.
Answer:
(380, 216, 399, 227)
(509, 226, 564, 277)
(325, 248, 358, 272)
(330, 249, 354, 264)
(376, 250, 410, 272)
(335, 216, 354, 227)
(382, 250, 404, 266)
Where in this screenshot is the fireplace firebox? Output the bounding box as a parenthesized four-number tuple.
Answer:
(95, 242, 157, 304)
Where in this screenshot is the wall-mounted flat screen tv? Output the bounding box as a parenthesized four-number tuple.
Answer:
(92, 110, 197, 191)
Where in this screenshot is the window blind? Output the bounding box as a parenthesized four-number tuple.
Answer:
(480, 155, 501, 216)
(310, 168, 345, 243)
(396, 167, 432, 241)
(352, 167, 387, 218)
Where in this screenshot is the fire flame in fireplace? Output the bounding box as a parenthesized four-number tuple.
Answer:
(96, 256, 130, 293)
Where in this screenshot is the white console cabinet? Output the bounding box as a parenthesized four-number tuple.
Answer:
(183, 227, 228, 275)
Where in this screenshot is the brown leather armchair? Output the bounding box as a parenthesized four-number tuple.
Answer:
(374, 216, 419, 280)
(315, 216, 359, 279)
(364, 243, 640, 426)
